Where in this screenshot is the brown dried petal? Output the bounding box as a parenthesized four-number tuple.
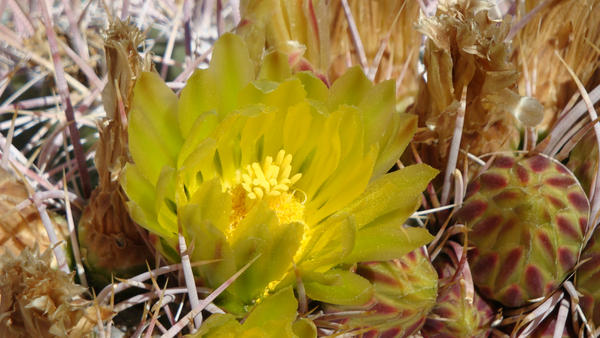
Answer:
(101, 19, 152, 121)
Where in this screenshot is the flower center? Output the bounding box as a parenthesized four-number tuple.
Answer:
(241, 150, 302, 200)
(229, 150, 305, 231)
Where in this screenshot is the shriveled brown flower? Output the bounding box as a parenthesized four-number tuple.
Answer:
(101, 19, 153, 123)
(412, 0, 528, 172)
(512, 0, 600, 131)
(0, 247, 103, 337)
(78, 20, 153, 287)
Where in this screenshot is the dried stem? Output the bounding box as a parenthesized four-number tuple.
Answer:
(441, 87, 467, 205)
(178, 227, 202, 330)
(341, 0, 367, 72)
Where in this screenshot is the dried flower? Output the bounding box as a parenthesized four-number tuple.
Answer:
(0, 247, 104, 337)
(78, 20, 154, 287)
(412, 0, 526, 171)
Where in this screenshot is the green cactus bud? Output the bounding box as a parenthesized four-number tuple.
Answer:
(456, 153, 588, 307)
(423, 253, 494, 337)
(325, 248, 438, 337)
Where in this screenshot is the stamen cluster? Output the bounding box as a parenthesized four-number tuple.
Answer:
(241, 150, 302, 200)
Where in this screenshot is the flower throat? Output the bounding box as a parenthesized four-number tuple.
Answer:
(228, 150, 305, 235)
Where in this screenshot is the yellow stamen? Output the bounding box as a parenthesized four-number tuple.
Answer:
(227, 150, 306, 232)
(240, 149, 302, 200)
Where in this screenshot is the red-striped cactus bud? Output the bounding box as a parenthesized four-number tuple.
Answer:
(456, 154, 588, 307)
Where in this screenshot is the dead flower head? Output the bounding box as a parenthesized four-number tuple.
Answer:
(0, 247, 103, 337)
(412, 0, 540, 172)
(77, 19, 154, 288)
(0, 167, 67, 258)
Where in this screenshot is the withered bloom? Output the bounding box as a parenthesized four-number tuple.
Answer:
(412, 0, 530, 172)
(77, 20, 154, 287)
(0, 247, 101, 337)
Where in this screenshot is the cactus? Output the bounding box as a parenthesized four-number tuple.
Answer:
(577, 226, 600, 331)
(423, 252, 494, 337)
(456, 153, 588, 307)
(325, 248, 438, 337)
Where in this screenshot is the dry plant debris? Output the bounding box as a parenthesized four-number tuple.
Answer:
(0, 246, 109, 337)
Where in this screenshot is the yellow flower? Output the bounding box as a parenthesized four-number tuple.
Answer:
(122, 33, 437, 315)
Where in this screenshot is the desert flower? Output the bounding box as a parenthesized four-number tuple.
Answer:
(121, 33, 437, 316)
